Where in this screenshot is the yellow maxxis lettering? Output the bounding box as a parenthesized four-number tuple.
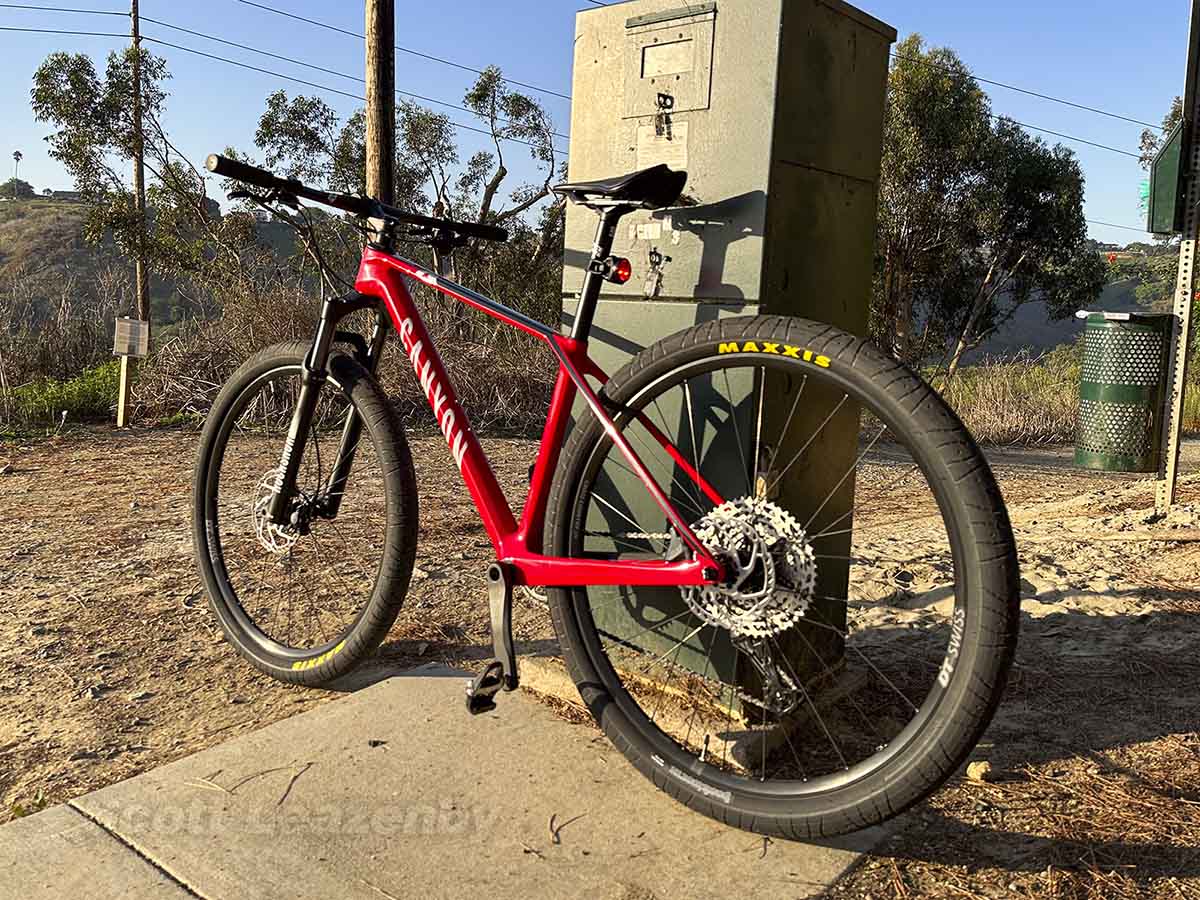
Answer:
(716, 342, 831, 368)
(292, 640, 347, 671)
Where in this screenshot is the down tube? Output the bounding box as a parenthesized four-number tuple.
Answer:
(357, 262, 517, 545)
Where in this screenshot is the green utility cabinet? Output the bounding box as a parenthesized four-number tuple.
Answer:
(1075, 312, 1174, 473)
(561, 0, 896, 697)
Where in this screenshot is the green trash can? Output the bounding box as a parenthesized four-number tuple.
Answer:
(1075, 311, 1174, 473)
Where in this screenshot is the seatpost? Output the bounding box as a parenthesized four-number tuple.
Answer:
(571, 206, 626, 342)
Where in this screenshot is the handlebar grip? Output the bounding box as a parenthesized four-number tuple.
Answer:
(205, 154, 291, 192)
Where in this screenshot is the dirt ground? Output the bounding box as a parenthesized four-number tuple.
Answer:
(1, 428, 1198, 899)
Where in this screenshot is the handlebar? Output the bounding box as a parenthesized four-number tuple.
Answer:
(205, 154, 509, 245)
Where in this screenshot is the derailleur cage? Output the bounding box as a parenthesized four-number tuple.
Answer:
(734, 637, 803, 718)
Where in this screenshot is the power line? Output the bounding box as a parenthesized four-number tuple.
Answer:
(889, 49, 1158, 130)
(140, 35, 567, 154)
(0, 24, 124, 37)
(0, 26, 1154, 237)
(1088, 219, 1148, 234)
(0, 22, 566, 153)
(237, 0, 1140, 159)
(1, 12, 1145, 160)
(0, 3, 121, 15)
(234, 0, 573, 101)
(8, 0, 1163, 152)
(887, 79, 1143, 160)
(139, 16, 571, 141)
(0, 3, 569, 140)
(993, 118, 1141, 159)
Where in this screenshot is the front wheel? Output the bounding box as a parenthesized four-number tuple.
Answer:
(545, 315, 1020, 838)
(192, 340, 419, 686)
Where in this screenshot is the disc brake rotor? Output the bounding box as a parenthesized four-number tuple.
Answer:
(681, 497, 817, 639)
(252, 469, 301, 555)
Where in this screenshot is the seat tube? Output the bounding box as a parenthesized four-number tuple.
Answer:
(571, 207, 624, 342)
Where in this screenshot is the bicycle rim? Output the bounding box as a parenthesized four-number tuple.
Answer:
(563, 353, 975, 798)
(201, 363, 390, 660)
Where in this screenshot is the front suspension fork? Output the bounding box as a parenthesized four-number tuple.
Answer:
(322, 311, 390, 519)
(266, 295, 388, 527)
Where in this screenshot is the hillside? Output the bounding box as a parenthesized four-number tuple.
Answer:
(0, 199, 109, 280)
(971, 277, 1155, 360)
(0, 198, 296, 327)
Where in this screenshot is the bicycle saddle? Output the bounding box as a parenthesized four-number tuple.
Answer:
(553, 164, 688, 209)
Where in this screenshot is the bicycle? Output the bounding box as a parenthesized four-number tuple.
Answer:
(193, 153, 1020, 839)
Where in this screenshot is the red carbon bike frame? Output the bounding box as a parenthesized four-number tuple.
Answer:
(354, 247, 725, 589)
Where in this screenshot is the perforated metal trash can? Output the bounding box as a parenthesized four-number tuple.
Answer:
(1074, 312, 1173, 473)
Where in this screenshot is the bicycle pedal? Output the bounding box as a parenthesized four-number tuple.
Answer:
(465, 659, 505, 715)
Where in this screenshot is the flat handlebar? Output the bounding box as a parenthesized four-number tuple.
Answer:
(205, 154, 509, 244)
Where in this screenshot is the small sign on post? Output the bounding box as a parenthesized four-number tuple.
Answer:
(113, 317, 150, 428)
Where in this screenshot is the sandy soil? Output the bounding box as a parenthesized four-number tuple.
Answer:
(0, 428, 547, 822)
(831, 464, 1200, 900)
(1, 428, 1198, 899)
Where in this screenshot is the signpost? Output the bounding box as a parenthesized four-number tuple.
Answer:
(113, 0, 152, 429)
(1152, 1, 1200, 513)
(113, 317, 149, 428)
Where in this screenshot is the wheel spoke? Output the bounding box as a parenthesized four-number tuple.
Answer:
(209, 367, 390, 655)
(765, 394, 849, 496)
(718, 367, 753, 497)
(562, 347, 993, 802)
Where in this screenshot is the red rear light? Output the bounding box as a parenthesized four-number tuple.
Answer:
(610, 257, 632, 285)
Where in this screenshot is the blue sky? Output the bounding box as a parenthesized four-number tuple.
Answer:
(0, 0, 1191, 245)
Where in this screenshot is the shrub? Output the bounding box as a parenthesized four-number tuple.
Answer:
(132, 280, 554, 435)
(935, 345, 1200, 446)
(1, 360, 119, 432)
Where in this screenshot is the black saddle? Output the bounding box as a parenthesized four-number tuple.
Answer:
(553, 164, 688, 210)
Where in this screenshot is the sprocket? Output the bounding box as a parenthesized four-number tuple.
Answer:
(681, 497, 817, 638)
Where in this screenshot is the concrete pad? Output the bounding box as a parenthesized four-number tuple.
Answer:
(0, 804, 192, 899)
(44, 664, 883, 899)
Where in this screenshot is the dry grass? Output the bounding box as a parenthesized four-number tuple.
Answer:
(939, 347, 1200, 447)
(938, 348, 1083, 446)
(132, 281, 555, 435)
(832, 738, 1200, 900)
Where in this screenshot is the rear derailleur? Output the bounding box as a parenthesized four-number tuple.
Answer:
(734, 637, 803, 719)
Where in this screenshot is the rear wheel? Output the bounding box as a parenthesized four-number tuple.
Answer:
(192, 341, 418, 686)
(545, 316, 1019, 838)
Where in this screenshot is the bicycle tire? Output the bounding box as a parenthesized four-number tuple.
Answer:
(545, 315, 1020, 838)
(192, 340, 418, 686)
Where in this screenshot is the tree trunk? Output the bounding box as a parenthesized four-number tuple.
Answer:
(946, 252, 1025, 379)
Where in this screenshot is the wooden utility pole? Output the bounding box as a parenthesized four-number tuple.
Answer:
(118, 0, 150, 428)
(1156, 2, 1200, 512)
(364, 0, 396, 208)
